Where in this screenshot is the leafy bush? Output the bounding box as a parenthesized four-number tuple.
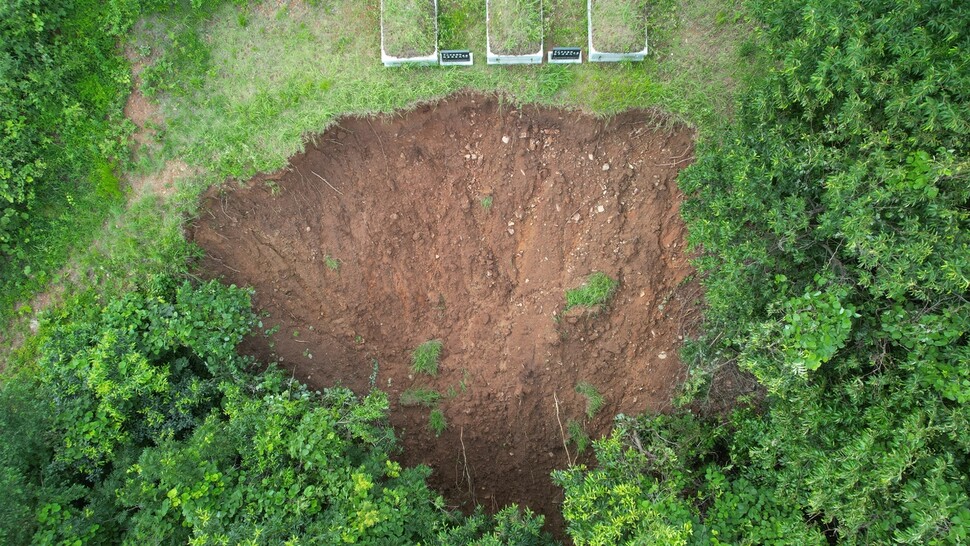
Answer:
(1, 276, 550, 544)
(672, 0, 970, 543)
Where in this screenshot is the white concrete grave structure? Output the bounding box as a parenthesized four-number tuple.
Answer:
(381, 0, 440, 67)
(587, 0, 648, 62)
(486, 0, 544, 65)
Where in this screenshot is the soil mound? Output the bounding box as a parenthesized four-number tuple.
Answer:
(190, 94, 700, 536)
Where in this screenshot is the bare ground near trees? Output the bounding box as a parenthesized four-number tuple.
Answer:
(190, 93, 700, 535)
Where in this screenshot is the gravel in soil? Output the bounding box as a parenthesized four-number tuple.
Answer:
(190, 93, 700, 538)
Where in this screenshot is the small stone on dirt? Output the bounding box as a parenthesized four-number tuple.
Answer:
(658, 351, 668, 360)
(597, 205, 605, 213)
(602, 163, 610, 171)
(502, 135, 510, 144)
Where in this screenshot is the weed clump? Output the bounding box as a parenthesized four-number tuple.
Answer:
(575, 382, 605, 419)
(565, 272, 618, 310)
(400, 387, 441, 407)
(429, 408, 447, 436)
(411, 339, 443, 376)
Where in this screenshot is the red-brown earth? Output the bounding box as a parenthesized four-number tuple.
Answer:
(190, 93, 701, 537)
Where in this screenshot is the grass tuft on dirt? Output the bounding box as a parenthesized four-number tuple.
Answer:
(565, 272, 618, 310)
(575, 382, 605, 418)
(412, 339, 443, 376)
(400, 387, 442, 407)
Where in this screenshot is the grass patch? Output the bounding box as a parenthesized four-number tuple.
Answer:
(575, 381, 605, 419)
(590, 0, 648, 53)
(400, 387, 442, 407)
(429, 408, 447, 436)
(382, 0, 437, 57)
(480, 195, 493, 210)
(567, 419, 590, 454)
(487, 0, 543, 54)
(324, 255, 340, 271)
(565, 272, 618, 310)
(412, 339, 443, 376)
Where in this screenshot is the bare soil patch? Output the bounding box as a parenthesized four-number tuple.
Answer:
(190, 93, 699, 536)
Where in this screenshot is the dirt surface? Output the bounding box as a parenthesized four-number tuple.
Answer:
(190, 93, 700, 538)
(123, 46, 191, 199)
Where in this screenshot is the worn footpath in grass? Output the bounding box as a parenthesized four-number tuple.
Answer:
(590, 0, 648, 53)
(487, 0, 543, 54)
(382, 0, 437, 57)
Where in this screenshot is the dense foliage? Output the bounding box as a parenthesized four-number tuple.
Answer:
(559, 0, 969, 544)
(0, 279, 552, 545)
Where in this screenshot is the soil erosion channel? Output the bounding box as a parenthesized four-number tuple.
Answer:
(191, 94, 700, 534)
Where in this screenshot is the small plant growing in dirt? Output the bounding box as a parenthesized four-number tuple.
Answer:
(382, 0, 437, 58)
(325, 255, 340, 271)
(412, 339, 443, 376)
(480, 195, 493, 210)
(567, 419, 590, 454)
(400, 387, 441, 407)
(575, 381, 605, 419)
(589, 0, 648, 53)
(565, 272, 618, 310)
(429, 408, 447, 437)
(488, 0, 543, 55)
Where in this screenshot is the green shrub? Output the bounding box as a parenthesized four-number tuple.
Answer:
(411, 339, 443, 376)
(565, 272, 618, 310)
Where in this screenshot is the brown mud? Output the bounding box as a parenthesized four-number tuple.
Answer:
(190, 93, 700, 538)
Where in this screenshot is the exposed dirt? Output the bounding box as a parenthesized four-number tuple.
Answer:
(190, 93, 700, 538)
(123, 46, 192, 199)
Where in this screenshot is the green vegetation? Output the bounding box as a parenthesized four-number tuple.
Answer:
(411, 339, 444, 376)
(575, 381, 605, 419)
(0, 278, 553, 544)
(325, 255, 341, 271)
(567, 419, 590, 455)
(488, 0, 543, 54)
(558, 0, 970, 543)
(400, 387, 442, 407)
(564, 272, 618, 310)
(428, 408, 447, 436)
(480, 194, 494, 210)
(590, 0, 649, 53)
(382, 0, 437, 58)
(6, 0, 965, 545)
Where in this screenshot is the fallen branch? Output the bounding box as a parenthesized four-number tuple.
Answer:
(554, 391, 574, 467)
(310, 170, 345, 196)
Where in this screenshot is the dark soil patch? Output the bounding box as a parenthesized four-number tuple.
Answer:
(190, 93, 700, 538)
